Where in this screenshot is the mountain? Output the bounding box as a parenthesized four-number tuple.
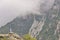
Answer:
(0, 0, 60, 40)
(0, 14, 33, 35)
(29, 0, 60, 40)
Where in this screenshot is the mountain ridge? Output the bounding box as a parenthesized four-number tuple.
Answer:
(0, 0, 60, 40)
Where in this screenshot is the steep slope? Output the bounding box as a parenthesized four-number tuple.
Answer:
(29, 0, 60, 40)
(0, 14, 33, 35)
(29, 15, 46, 37)
(0, 0, 60, 40)
(0, 14, 42, 36)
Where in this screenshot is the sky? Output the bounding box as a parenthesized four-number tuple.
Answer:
(0, 0, 55, 27)
(0, 0, 41, 27)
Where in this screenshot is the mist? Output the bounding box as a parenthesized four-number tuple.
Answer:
(0, 0, 55, 27)
(0, 0, 41, 27)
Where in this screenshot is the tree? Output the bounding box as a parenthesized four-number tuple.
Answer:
(23, 34, 37, 40)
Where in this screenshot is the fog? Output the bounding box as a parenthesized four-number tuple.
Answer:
(0, 0, 40, 27)
(0, 0, 55, 27)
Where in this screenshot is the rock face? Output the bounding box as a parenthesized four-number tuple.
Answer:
(29, 0, 60, 40)
(0, 14, 34, 35)
(29, 15, 46, 37)
(0, 32, 23, 40)
(0, 0, 60, 40)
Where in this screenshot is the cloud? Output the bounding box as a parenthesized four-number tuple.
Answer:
(0, 0, 55, 27)
(0, 0, 40, 15)
(0, 0, 40, 27)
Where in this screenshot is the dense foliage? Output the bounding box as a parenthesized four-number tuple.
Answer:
(23, 34, 37, 40)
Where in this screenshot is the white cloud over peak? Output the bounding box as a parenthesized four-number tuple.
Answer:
(0, 0, 40, 27)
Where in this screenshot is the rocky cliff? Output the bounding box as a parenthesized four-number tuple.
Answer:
(0, 0, 60, 40)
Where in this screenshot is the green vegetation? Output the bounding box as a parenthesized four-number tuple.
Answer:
(23, 34, 37, 40)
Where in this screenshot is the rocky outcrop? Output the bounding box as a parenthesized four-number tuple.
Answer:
(0, 32, 23, 40)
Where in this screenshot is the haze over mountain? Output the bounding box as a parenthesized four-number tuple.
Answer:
(0, 0, 55, 27)
(0, 0, 60, 40)
(0, 0, 40, 27)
